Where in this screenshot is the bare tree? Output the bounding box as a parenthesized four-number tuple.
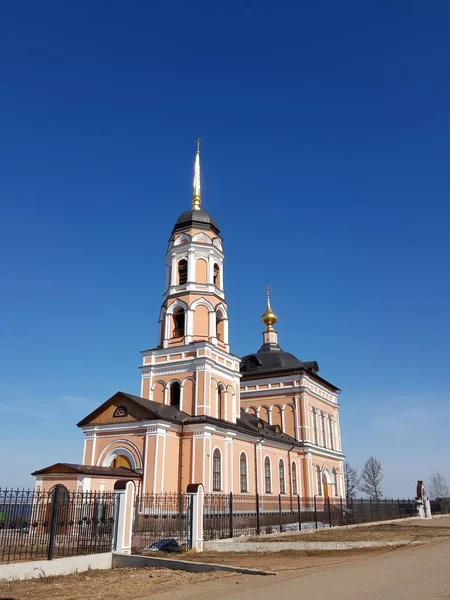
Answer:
(344, 462, 360, 499)
(428, 472, 449, 499)
(359, 456, 383, 500)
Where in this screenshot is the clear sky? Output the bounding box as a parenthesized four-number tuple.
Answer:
(1, 1, 449, 497)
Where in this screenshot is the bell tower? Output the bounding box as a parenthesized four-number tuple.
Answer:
(159, 139, 229, 351)
(140, 141, 240, 422)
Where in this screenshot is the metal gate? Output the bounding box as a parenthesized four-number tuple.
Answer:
(132, 493, 192, 551)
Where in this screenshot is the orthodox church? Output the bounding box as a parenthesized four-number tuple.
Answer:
(33, 143, 345, 500)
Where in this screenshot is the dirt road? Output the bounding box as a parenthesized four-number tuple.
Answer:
(144, 536, 450, 600)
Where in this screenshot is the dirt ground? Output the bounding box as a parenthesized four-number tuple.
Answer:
(175, 546, 389, 568)
(246, 521, 450, 543)
(0, 567, 235, 600)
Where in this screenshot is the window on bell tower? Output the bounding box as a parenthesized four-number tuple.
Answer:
(170, 382, 181, 408)
(213, 263, 220, 287)
(217, 385, 225, 419)
(216, 311, 225, 341)
(173, 309, 185, 338)
(178, 259, 187, 285)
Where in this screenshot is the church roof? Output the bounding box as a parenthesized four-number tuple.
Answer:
(240, 347, 306, 374)
(172, 208, 220, 235)
(76, 391, 308, 449)
(237, 409, 300, 445)
(240, 345, 338, 390)
(31, 463, 141, 477)
(77, 391, 192, 427)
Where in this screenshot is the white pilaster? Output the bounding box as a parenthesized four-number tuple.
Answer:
(187, 249, 195, 282)
(170, 254, 177, 286)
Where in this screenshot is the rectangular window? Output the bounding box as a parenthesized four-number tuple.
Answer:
(213, 450, 221, 491)
(329, 416, 334, 450)
(321, 411, 326, 447)
(312, 409, 318, 445)
(292, 463, 298, 496)
(264, 459, 271, 494)
(240, 454, 248, 493)
(279, 461, 286, 494)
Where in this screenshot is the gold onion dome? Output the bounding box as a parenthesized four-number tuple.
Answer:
(261, 286, 278, 331)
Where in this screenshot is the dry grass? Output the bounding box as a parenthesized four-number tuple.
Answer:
(0, 567, 234, 600)
(247, 523, 450, 543)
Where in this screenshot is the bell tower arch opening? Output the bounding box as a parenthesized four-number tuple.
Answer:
(172, 307, 185, 338)
(177, 259, 188, 285)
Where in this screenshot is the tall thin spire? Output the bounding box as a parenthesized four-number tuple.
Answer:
(192, 138, 203, 210)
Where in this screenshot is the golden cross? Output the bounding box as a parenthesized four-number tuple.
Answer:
(195, 137, 203, 151)
(265, 285, 272, 300)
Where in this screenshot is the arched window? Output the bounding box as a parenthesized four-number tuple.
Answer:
(264, 457, 271, 494)
(212, 449, 221, 491)
(240, 453, 248, 492)
(217, 386, 225, 419)
(279, 459, 286, 494)
(111, 455, 132, 469)
(292, 462, 298, 496)
(170, 382, 181, 408)
(173, 308, 185, 337)
(333, 469, 338, 497)
(329, 415, 334, 450)
(178, 259, 187, 285)
(316, 465, 322, 496)
(213, 263, 220, 287)
(216, 311, 225, 341)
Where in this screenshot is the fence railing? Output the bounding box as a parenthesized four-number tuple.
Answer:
(0, 487, 120, 564)
(203, 494, 418, 540)
(132, 493, 192, 551)
(430, 498, 450, 515)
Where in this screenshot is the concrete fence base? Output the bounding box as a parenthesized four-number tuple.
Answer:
(0, 552, 112, 581)
(113, 552, 274, 575)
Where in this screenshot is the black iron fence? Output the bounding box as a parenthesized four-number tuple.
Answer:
(203, 494, 417, 540)
(132, 493, 192, 551)
(0, 487, 119, 564)
(430, 498, 450, 515)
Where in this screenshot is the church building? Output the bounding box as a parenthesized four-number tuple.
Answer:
(33, 143, 345, 500)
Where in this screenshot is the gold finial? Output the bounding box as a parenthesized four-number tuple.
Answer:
(192, 138, 203, 210)
(261, 285, 278, 331)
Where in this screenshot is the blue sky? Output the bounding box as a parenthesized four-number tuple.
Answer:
(1, 1, 449, 497)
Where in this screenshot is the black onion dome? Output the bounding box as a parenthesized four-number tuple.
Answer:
(240, 346, 305, 374)
(172, 209, 220, 235)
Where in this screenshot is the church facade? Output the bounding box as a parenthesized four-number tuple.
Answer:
(33, 144, 345, 500)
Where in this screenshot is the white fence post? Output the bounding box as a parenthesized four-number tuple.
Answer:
(187, 483, 204, 552)
(115, 481, 136, 554)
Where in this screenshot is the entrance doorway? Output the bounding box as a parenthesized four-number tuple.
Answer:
(322, 474, 332, 499)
